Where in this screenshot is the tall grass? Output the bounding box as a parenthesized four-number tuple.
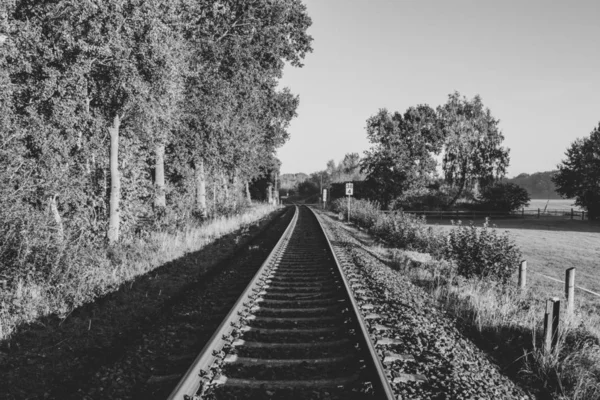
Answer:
(333, 199, 600, 399)
(0, 203, 279, 341)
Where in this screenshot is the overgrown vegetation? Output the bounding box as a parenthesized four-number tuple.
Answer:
(446, 220, 521, 283)
(332, 198, 519, 282)
(330, 198, 600, 399)
(0, 203, 279, 340)
(0, 0, 312, 338)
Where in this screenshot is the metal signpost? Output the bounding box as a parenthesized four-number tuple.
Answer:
(345, 182, 353, 222)
(322, 189, 327, 209)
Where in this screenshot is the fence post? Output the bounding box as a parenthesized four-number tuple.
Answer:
(347, 196, 350, 222)
(538, 208, 540, 219)
(543, 297, 560, 353)
(565, 268, 575, 315)
(518, 260, 527, 290)
(571, 208, 573, 220)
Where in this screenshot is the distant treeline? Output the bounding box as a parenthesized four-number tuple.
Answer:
(503, 171, 562, 199)
(280, 153, 365, 197)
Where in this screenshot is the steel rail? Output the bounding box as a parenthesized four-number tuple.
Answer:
(167, 206, 299, 400)
(309, 206, 396, 400)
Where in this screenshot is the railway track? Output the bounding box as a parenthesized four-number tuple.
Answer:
(168, 205, 394, 400)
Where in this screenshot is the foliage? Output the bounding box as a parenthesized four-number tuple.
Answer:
(0, 0, 312, 338)
(446, 219, 521, 283)
(331, 199, 521, 281)
(552, 123, 600, 220)
(437, 92, 510, 206)
(331, 198, 445, 258)
(476, 182, 530, 212)
(361, 106, 442, 207)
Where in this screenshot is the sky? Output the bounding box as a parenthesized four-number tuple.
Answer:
(276, 0, 600, 178)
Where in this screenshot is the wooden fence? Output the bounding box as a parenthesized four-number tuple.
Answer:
(518, 262, 600, 353)
(391, 208, 588, 221)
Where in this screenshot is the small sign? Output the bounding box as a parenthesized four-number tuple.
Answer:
(322, 189, 327, 202)
(345, 182, 354, 196)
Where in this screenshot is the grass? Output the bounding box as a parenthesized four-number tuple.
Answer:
(0, 203, 280, 341)
(428, 218, 600, 306)
(527, 199, 581, 211)
(421, 217, 600, 399)
(328, 201, 600, 399)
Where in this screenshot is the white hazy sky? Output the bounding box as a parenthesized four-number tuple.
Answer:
(276, 0, 600, 178)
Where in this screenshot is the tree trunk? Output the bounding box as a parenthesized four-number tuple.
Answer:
(274, 173, 278, 205)
(213, 179, 217, 214)
(49, 195, 64, 242)
(267, 183, 273, 204)
(154, 143, 166, 208)
(107, 115, 121, 244)
(245, 181, 251, 201)
(195, 159, 207, 218)
(222, 173, 229, 204)
(232, 170, 238, 209)
(448, 177, 467, 207)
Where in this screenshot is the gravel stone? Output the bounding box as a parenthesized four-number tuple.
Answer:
(314, 209, 534, 400)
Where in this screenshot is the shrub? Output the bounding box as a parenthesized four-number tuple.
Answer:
(332, 198, 445, 258)
(445, 218, 521, 283)
(477, 182, 530, 212)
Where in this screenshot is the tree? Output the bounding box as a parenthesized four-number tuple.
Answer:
(552, 123, 600, 220)
(438, 92, 510, 206)
(477, 183, 530, 212)
(361, 106, 442, 207)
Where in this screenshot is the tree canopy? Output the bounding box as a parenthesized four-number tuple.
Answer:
(552, 123, 600, 219)
(360, 106, 443, 206)
(361, 92, 511, 209)
(438, 92, 510, 206)
(1, 0, 312, 274)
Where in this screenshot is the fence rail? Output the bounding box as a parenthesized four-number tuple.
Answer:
(384, 208, 588, 220)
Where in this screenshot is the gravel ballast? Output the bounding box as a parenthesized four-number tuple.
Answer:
(314, 209, 533, 400)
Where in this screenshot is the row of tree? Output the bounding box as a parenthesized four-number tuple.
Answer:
(1, 0, 313, 258)
(280, 152, 364, 198)
(360, 92, 510, 208)
(358, 92, 598, 218)
(504, 171, 561, 199)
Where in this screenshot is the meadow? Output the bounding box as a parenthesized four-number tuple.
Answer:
(427, 217, 600, 302)
(526, 199, 581, 211)
(424, 216, 600, 399)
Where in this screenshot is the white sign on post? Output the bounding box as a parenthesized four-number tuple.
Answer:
(345, 182, 354, 196)
(322, 189, 327, 202)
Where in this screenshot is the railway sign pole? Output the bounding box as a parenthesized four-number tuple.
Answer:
(345, 182, 354, 222)
(322, 188, 327, 209)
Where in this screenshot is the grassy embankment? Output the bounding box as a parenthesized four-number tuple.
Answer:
(425, 217, 600, 399)
(0, 203, 280, 341)
(331, 199, 600, 400)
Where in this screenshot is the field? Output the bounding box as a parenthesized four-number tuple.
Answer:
(526, 198, 581, 211)
(428, 217, 600, 336)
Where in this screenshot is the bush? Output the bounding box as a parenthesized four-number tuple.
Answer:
(477, 182, 530, 212)
(445, 218, 521, 283)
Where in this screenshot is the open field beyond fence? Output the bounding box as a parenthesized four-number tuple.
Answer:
(527, 199, 581, 211)
(428, 218, 600, 334)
